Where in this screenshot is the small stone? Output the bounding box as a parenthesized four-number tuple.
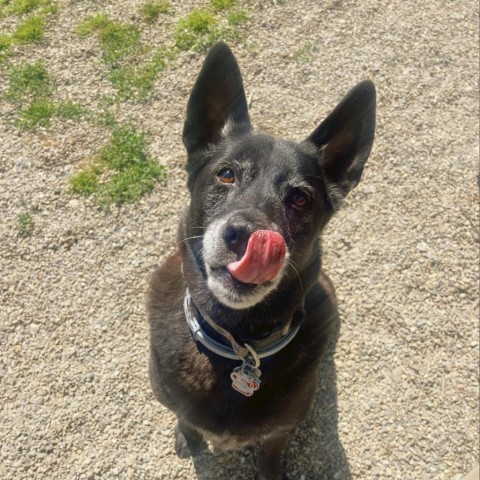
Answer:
(416, 241, 429, 252)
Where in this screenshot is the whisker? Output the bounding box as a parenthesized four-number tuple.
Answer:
(287, 259, 303, 292)
(178, 235, 204, 245)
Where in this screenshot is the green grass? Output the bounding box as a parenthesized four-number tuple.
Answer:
(6, 62, 87, 128)
(76, 14, 141, 63)
(99, 125, 149, 170)
(55, 101, 87, 120)
(12, 15, 45, 43)
(174, 9, 220, 51)
(109, 48, 169, 99)
(6, 61, 51, 100)
(17, 99, 56, 128)
(139, 0, 169, 22)
(76, 12, 110, 36)
(18, 101, 87, 128)
(70, 167, 101, 196)
(96, 161, 164, 205)
(0, 33, 13, 63)
(9, 0, 43, 14)
(227, 9, 248, 26)
(5, 0, 57, 15)
(17, 212, 34, 236)
(70, 124, 166, 206)
(211, 0, 235, 10)
(99, 22, 141, 63)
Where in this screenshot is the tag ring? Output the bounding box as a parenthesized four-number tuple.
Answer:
(244, 343, 260, 368)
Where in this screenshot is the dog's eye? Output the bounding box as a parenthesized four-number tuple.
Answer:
(290, 189, 309, 208)
(217, 169, 235, 184)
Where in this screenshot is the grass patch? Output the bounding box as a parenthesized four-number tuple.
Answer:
(8, 0, 57, 15)
(17, 99, 56, 128)
(174, 9, 219, 51)
(109, 48, 169, 99)
(17, 212, 34, 236)
(17, 101, 87, 129)
(70, 167, 101, 195)
(70, 124, 166, 206)
(99, 125, 150, 170)
(12, 15, 45, 43)
(99, 22, 141, 63)
(6, 61, 51, 100)
(76, 12, 110, 36)
(0, 33, 12, 63)
(211, 0, 235, 10)
(139, 0, 169, 22)
(96, 162, 164, 205)
(56, 101, 87, 120)
(227, 9, 248, 26)
(76, 14, 141, 63)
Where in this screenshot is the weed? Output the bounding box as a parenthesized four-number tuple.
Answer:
(71, 124, 166, 206)
(17, 212, 34, 236)
(77, 14, 141, 63)
(139, 0, 169, 22)
(6, 61, 51, 100)
(56, 101, 87, 119)
(0, 33, 12, 63)
(99, 125, 149, 170)
(17, 99, 56, 128)
(8, 0, 56, 15)
(12, 15, 45, 43)
(9, 0, 43, 14)
(76, 12, 110, 36)
(227, 9, 248, 26)
(109, 48, 168, 99)
(211, 0, 234, 10)
(15, 100, 87, 130)
(97, 110, 118, 129)
(70, 167, 101, 196)
(174, 9, 219, 51)
(100, 23, 141, 62)
(96, 162, 164, 205)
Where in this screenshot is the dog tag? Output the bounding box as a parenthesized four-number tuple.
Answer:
(230, 359, 262, 397)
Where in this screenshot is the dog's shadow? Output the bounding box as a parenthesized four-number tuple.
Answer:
(190, 323, 351, 480)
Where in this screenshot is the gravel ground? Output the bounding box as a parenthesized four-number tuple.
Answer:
(1, 0, 478, 479)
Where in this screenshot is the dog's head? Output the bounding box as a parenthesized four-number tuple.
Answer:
(181, 42, 376, 310)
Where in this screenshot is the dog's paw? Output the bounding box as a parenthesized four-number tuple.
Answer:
(174, 425, 207, 459)
(174, 429, 192, 459)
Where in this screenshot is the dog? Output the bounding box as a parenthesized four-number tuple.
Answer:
(148, 42, 375, 480)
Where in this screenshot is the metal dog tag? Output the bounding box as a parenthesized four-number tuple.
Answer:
(230, 359, 262, 397)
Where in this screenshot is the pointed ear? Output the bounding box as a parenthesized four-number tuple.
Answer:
(183, 42, 251, 155)
(306, 80, 376, 200)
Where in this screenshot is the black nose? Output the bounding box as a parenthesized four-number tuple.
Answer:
(223, 221, 254, 258)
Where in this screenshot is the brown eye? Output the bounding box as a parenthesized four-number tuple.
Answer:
(290, 189, 309, 208)
(217, 169, 235, 184)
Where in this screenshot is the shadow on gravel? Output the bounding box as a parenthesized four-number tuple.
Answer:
(190, 322, 351, 480)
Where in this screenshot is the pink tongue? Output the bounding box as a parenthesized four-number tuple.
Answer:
(226, 230, 286, 285)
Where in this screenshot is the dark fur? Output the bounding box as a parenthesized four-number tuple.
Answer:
(148, 42, 376, 480)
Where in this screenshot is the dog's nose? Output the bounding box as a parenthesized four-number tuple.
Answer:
(223, 222, 254, 257)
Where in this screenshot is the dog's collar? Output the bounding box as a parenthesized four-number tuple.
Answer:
(184, 288, 302, 361)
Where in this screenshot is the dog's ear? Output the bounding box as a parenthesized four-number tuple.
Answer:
(306, 80, 376, 201)
(183, 42, 251, 155)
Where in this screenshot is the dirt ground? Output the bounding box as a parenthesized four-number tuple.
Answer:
(1, 0, 478, 479)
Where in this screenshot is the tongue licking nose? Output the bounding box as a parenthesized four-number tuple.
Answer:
(226, 230, 287, 285)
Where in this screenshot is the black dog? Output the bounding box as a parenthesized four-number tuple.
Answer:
(148, 42, 375, 480)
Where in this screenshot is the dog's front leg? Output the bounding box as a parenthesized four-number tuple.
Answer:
(174, 419, 207, 459)
(256, 432, 292, 480)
